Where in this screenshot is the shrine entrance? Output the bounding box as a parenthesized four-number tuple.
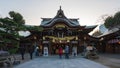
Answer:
(50, 43, 69, 55)
(50, 42, 79, 55)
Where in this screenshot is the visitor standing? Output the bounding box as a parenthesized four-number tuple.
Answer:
(35, 46, 39, 56)
(58, 46, 63, 59)
(65, 45, 69, 59)
(72, 46, 77, 57)
(28, 46, 34, 59)
(19, 46, 25, 60)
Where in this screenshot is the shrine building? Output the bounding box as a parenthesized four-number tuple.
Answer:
(20, 7, 98, 55)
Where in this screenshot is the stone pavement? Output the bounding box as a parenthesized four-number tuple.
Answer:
(14, 56, 109, 68)
(93, 54, 120, 68)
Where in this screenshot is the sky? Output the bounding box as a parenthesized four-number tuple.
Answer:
(0, 0, 120, 26)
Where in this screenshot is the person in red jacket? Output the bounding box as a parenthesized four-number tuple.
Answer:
(58, 46, 63, 59)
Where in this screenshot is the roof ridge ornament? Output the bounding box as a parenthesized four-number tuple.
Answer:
(57, 6, 64, 16)
(60, 6, 62, 10)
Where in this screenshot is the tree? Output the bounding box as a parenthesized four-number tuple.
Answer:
(104, 16, 114, 29)
(9, 11, 25, 25)
(0, 11, 44, 54)
(114, 11, 120, 26)
(104, 11, 120, 29)
(0, 11, 26, 54)
(26, 26, 43, 32)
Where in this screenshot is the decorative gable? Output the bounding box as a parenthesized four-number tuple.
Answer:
(40, 6, 80, 27)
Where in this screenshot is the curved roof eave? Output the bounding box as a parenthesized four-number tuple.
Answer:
(40, 6, 80, 27)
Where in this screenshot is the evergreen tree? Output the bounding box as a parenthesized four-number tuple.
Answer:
(0, 11, 26, 54)
(104, 11, 120, 29)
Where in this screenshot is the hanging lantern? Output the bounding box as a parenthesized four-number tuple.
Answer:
(118, 41, 120, 44)
(43, 37, 45, 40)
(76, 36, 78, 40)
(100, 38, 104, 41)
(60, 40, 62, 43)
(52, 39, 55, 42)
(84, 37, 86, 40)
(67, 40, 70, 42)
(34, 36, 37, 39)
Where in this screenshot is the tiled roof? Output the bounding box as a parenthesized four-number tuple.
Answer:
(40, 18, 80, 27)
(40, 7, 80, 27)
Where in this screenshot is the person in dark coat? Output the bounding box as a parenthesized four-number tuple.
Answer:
(28, 46, 34, 59)
(19, 46, 25, 60)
